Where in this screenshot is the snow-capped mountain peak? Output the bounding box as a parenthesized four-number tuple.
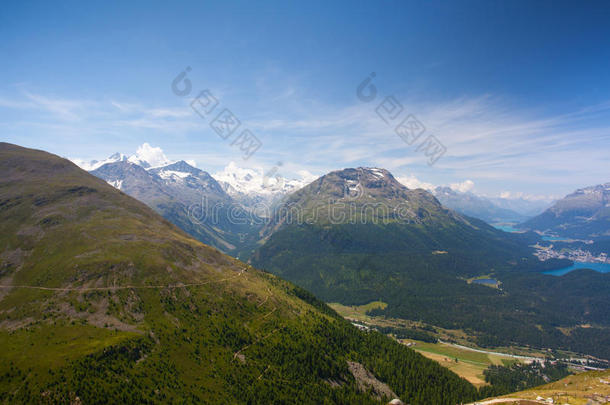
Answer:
(212, 162, 317, 199)
(71, 142, 170, 171)
(145, 161, 225, 196)
(71, 152, 128, 171)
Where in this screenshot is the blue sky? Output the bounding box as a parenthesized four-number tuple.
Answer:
(1, 0, 609, 199)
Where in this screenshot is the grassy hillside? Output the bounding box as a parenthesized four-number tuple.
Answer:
(0, 143, 480, 404)
(469, 369, 610, 404)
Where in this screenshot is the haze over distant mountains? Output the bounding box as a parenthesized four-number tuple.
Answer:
(520, 183, 610, 239)
(433, 186, 530, 224)
(73, 143, 554, 229)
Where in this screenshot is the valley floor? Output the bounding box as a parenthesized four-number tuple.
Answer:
(328, 301, 606, 388)
(407, 341, 523, 387)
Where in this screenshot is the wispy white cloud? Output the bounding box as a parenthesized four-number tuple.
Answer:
(0, 90, 204, 134)
(244, 91, 610, 196)
(450, 180, 475, 193)
(396, 174, 435, 190)
(22, 91, 87, 121)
(1, 86, 608, 198)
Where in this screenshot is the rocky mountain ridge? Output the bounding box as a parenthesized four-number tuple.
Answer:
(520, 182, 610, 238)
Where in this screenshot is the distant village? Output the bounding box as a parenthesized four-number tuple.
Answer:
(534, 245, 609, 263)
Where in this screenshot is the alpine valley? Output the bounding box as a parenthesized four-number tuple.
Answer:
(72, 148, 610, 363)
(2, 144, 609, 404)
(248, 167, 610, 361)
(0, 143, 484, 404)
(4, 3, 610, 403)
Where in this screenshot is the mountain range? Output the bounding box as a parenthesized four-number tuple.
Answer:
(74, 145, 555, 229)
(432, 186, 528, 224)
(91, 159, 255, 251)
(76, 149, 315, 253)
(75, 146, 560, 245)
(72, 149, 610, 360)
(252, 166, 542, 287)
(2, 142, 609, 404)
(520, 182, 610, 239)
(250, 167, 610, 360)
(487, 196, 552, 219)
(0, 143, 482, 404)
(213, 161, 315, 208)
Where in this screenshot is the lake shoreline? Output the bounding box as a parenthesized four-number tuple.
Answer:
(543, 261, 610, 276)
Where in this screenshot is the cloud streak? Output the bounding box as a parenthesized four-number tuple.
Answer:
(1, 86, 608, 198)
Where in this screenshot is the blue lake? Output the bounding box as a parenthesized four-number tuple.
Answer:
(543, 262, 610, 276)
(472, 278, 498, 285)
(541, 236, 567, 241)
(493, 224, 520, 233)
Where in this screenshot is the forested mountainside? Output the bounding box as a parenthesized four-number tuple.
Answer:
(251, 168, 610, 360)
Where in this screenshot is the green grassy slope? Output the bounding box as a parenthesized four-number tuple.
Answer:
(470, 369, 610, 404)
(0, 143, 479, 404)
